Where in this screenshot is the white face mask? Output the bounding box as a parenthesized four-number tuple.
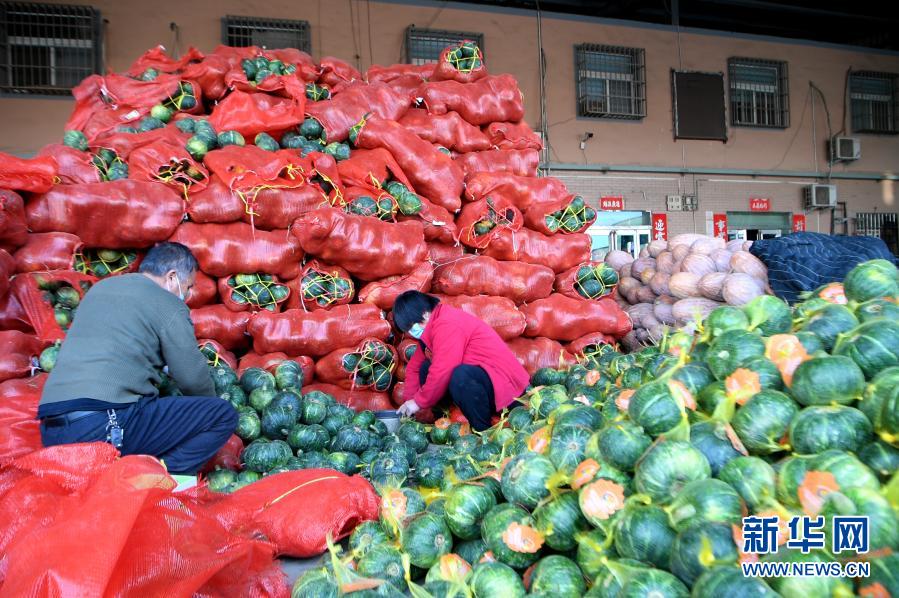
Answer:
(408, 322, 425, 339)
(169, 275, 185, 302)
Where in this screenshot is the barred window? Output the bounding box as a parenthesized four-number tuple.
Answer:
(222, 15, 311, 53)
(0, 2, 102, 96)
(575, 44, 646, 120)
(728, 57, 789, 128)
(404, 26, 483, 65)
(850, 71, 899, 134)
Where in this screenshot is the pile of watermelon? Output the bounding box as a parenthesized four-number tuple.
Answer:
(289, 258, 898, 597)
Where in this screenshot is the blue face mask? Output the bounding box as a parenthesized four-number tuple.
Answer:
(408, 323, 425, 339)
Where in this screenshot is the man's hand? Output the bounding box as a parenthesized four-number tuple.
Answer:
(397, 400, 421, 418)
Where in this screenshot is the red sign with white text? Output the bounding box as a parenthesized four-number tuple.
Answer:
(651, 213, 668, 241)
(600, 196, 624, 211)
(712, 213, 728, 239)
(793, 214, 806, 233)
(750, 198, 771, 212)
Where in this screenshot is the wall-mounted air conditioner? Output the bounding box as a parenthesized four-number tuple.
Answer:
(804, 184, 837, 209)
(830, 136, 861, 161)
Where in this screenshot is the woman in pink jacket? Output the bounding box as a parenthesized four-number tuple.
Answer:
(394, 291, 530, 430)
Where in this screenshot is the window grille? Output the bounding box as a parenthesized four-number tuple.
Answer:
(404, 26, 483, 65)
(0, 1, 102, 95)
(222, 15, 311, 53)
(850, 71, 899, 134)
(575, 44, 646, 120)
(728, 57, 789, 128)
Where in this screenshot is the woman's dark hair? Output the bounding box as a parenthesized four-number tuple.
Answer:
(393, 291, 440, 332)
(138, 242, 199, 279)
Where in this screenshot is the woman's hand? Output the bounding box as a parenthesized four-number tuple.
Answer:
(397, 400, 421, 417)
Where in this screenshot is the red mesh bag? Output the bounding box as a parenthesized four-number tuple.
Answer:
(201, 434, 244, 474)
(319, 57, 362, 87)
(358, 262, 434, 311)
(427, 242, 465, 266)
(391, 381, 405, 408)
(354, 116, 464, 213)
(456, 148, 540, 178)
(125, 45, 205, 77)
(397, 338, 419, 364)
(432, 294, 526, 341)
(302, 383, 393, 413)
(285, 259, 354, 311)
(185, 271, 218, 308)
(567, 332, 616, 359)
(203, 146, 305, 192)
(197, 339, 238, 371)
(485, 122, 543, 151)
(191, 305, 251, 350)
(181, 53, 231, 101)
(249, 305, 390, 357)
(0, 331, 46, 383)
(432, 42, 488, 84)
(520, 294, 633, 341)
(11, 271, 98, 343)
(337, 148, 413, 189)
(314, 338, 398, 391)
(27, 180, 185, 249)
(217, 275, 291, 314)
(417, 74, 525, 126)
(224, 62, 307, 99)
(554, 262, 617, 301)
(397, 109, 492, 153)
(128, 139, 210, 196)
(1, 190, 28, 252)
(305, 82, 411, 143)
(0, 374, 45, 463)
(208, 90, 305, 139)
(456, 197, 524, 250)
(507, 337, 574, 376)
(465, 171, 569, 211)
(432, 255, 554, 304)
(394, 361, 406, 383)
(291, 208, 427, 281)
(366, 63, 435, 83)
(243, 183, 331, 231)
(97, 72, 204, 114)
(384, 74, 428, 98)
(37, 144, 101, 184)
(170, 222, 303, 280)
(522, 195, 595, 236)
(0, 293, 31, 333)
(481, 228, 592, 274)
(91, 125, 190, 160)
(186, 175, 246, 224)
(237, 352, 314, 383)
(398, 198, 457, 244)
(0, 249, 13, 297)
(0, 151, 57, 194)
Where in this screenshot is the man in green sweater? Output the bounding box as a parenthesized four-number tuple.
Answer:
(38, 242, 237, 474)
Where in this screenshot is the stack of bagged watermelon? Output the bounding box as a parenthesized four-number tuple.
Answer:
(289, 258, 899, 597)
(0, 40, 632, 435)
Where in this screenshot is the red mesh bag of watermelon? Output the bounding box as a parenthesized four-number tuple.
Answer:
(485, 121, 544, 151)
(456, 148, 540, 178)
(208, 90, 305, 139)
(0, 293, 31, 333)
(314, 338, 398, 391)
(217, 274, 291, 313)
(432, 41, 487, 84)
(170, 222, 303, 280)
(427, 242, 465, 267)
(465, 171, 569, 210)
(417, 74, 525, 126)
(249, 305, 390, 357)
(366, 63, 434, 83)
(72, 247, 142, 279)
(191, 305, 251, 350)
(91, 125, 190, 160)
(11, 272, 98, 343)
(482, 228, 592, 274)
(520, 294, 632, 341)
(305, 82, 411, 143)
(507, 337, 575, 376)
(126, 45, 205, 77)
(223, 58, 307, 99)
(432, 294, 526, 340)
(243, 185, 327, 230)
(94, 72, 204, 115)
(0, 249, 14, 297)
(567, 332, 617, 362)
(203, 145, 305, 192)
(0, 151, 56, 194)
(286, 260, 355, 311)
(399, 197, 457, 245)
(397, 109, 492, 153)
(0, 331, 46, 383)
(456, 197, 524, 250)
(291, 208, 427, 281)
(12, 233, 82, 274)
(554, 262, 620, 301)
(432, 255, 554, 304)
(236, 352, 315, 383)
(181, 53, 231, 101)
(267, 47, 319, 80)
(523, 194, 597, 235)
(358, 262, 434, 311)
(27, 180, 184, 249)
(186, 175, 246, 224)
(336, 147, 414, 190)
(302, 383, 393, 413)
(197, 339, 238, 371)
(185, 271, 218, 308)
(1, 190, 28, 253)
(200, 433, 244, 474)
(319, 56, 362, 87)
(352, 115, 464, 213)
(36, 144, 102, 184)
(0, 374, 46, 463)
(128, 139, 210, 196)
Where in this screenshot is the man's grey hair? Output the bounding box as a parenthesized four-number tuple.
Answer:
(138, 242, 199, 279)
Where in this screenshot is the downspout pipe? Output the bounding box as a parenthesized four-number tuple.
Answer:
(541, 162, 898, 182)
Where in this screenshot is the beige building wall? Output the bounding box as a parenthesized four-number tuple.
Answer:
(1, 0, 898, 236)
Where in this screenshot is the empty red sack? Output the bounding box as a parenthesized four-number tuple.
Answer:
(237, 352, 315, 384)
(0, 374, 46, 463)
(37, 144, 101, 184)
(456, 148, 540, 178)
(432, 255, 554, 304)
(366, 63, 434, 83)
(11, 271, 98, 343)
(418, 74, 525, 126)
(291, 208, 427, 282)
(303, 383, 393, 413)
(507, 337, 574, 376)
(1, 190, 28, 252)
(357, 262, 434, 311)
(126, 45, 205, 77)
(0, 331, 46, 383)
(27, 180, 184, 249)
(398, 109, 492, 153)
(519, 294, 633, 341)
(190, 305, 251, 350)
(0, 151, 57, 194)
(208, 90, 305, 139)
(484, 121, 543, 151)
(249, 305, 389, 357)
(319, 56, 362, 87)
(455, 197, 524, 250)
(465, 171, 569, 211)
(482, 228, 591, 274)
(170, 222, 303, 280)
(185, 271, 218, 309)
(305, 82, 411, 143)
(432, 294, 526, 341)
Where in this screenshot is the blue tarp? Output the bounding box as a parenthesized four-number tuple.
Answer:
(749, 232, 896, 304)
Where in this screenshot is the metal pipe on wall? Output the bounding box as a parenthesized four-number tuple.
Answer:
(541, 162, 899, 181)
